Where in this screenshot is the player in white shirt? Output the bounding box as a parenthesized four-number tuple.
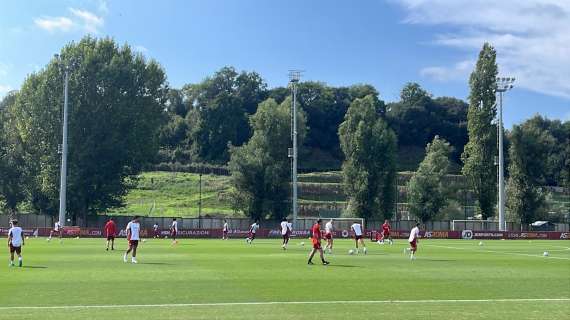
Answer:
(351, 221, 367, 254)
(153, 223, 160, 238)
(246, 220, 260, 244)
(280, 218, 291, 250)
(170, 218, 178, 245)
(406, 222, 421, 260)
(324, 219, 334, 254)
(123, 216, 141, 264)
(222, 219, 229, 240)
(8, 220, 24, 267)
(48, 221, 63, 243)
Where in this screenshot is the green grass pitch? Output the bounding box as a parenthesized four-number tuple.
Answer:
(1, 237, 569, 319)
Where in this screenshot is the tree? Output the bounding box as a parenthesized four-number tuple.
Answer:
(11, 36, 168, 220)
(407, 136, 452, 223)
(506, 123, 552, 225)
(0, 91, 26, 213)
(339, 95, 397, 220)
(184, 67, 268, 163)
(461, 43, 498, 219)
(229, 98, 306, 219)
(387, 84, 468, 167)
(165, 88, 188, 117)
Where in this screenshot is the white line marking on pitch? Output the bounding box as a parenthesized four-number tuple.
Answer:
(1, 298, 569, 310)
(426, 244, 570, 260)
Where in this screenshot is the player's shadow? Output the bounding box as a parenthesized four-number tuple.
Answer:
(325, 264, 362, 268)
(22, 266, 48, 269)
(140, 262, 174, 265)
(422, 259, 457, 262)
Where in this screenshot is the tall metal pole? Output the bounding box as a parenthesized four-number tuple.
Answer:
(498, 91, 505, 231)
(198, 171, 202, 228)
(58, 68, 69, 227)
(289, 70, 301, 229)
(496, 77, 514, 231)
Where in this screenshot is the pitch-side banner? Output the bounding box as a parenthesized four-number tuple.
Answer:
(0, 228, 567, 240)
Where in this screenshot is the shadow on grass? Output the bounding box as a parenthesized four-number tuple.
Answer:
(22, 266, 48, 269)
(421, 259, 457, 262)
(324, 264, 362, 268)
(140, 262, 175, 265)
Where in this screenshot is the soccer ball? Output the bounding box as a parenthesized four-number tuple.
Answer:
(348, 249, 355, 255)
(543, 251, 549, 257)
(300, 242, 305, 246)
(76, 236, 80, 239)
(164, 236, 168, 239)
(142, 239, 147, 243)
(25, 236, 29, 240)
(478, 241, 483, 246)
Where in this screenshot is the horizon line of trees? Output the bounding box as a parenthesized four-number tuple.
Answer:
(1, 37, 568, 226)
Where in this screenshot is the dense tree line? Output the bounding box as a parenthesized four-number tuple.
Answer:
(1, 37, 568, 223)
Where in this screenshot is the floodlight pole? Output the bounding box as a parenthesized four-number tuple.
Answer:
(496, 77, 515, 231)
(58, 59, 70, 227)
(289, 71, 302, 229)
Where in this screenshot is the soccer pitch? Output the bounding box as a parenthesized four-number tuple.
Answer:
(1, 238, 569, 320)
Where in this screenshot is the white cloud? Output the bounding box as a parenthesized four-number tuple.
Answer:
(69, 8, 104, 33)
(34, 16, 74, 32)
(34, 8, 104, 34)
(134, 45, 149, 54)
(395, 0, 570, 99)
(420, 60, 474, 82)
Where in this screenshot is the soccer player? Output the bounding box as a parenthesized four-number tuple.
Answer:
(351, 220, 367, 254)
(406, 222, 420, 260)
(48, 220, 63, 243)
(152, 223, 160, 238)
(246, 219, 259, 244)
(307, 219, 329, 265)
(324, 219, 334, 254)
(379, 219, 393, 245)
(170, 218, 178, 245)
(222, 220, 229, 240)
(280, 218, 291, 250)
(104, 217, 117, 251)
(8, 220, 24, 267)
(123, 216, 141, 264)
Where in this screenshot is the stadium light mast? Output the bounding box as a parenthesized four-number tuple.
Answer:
(56, 54, 72, 227)
(288, 70, 302, 229)
(496, 77, 515, 231)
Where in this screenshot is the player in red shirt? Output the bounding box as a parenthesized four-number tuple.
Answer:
(104, 217, 117, 251)
(307, 219, 329, 265)
(378, 219, 393, 245)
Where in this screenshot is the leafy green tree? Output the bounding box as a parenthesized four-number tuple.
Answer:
(339, 95, 397, 219)
(269, 82, 381, 162)
(0, 91, 27, 213)
(165, 88, 188, 117)
(387, 84, 468, 166)
(11, 36, 168, 219)
(461, 43, 498, 219)
(184, 67, 268, 163)
(506, 122, 553, 225)
(407, 136, 452, 223)
(229, 98, 306, 219)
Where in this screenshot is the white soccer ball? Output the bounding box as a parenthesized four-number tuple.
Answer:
(478, 241, 483, 246)
(348, 249, 355, 255)
(543, 251, 549, 257)
(142, 239, 147, 243)
(25, 236, 29, 240)
(300, 242, 305, 246)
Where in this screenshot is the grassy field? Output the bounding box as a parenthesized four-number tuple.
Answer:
(1, 238, 569, 319)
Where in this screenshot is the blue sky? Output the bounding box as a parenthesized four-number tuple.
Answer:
(1, 0, 568, 128)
